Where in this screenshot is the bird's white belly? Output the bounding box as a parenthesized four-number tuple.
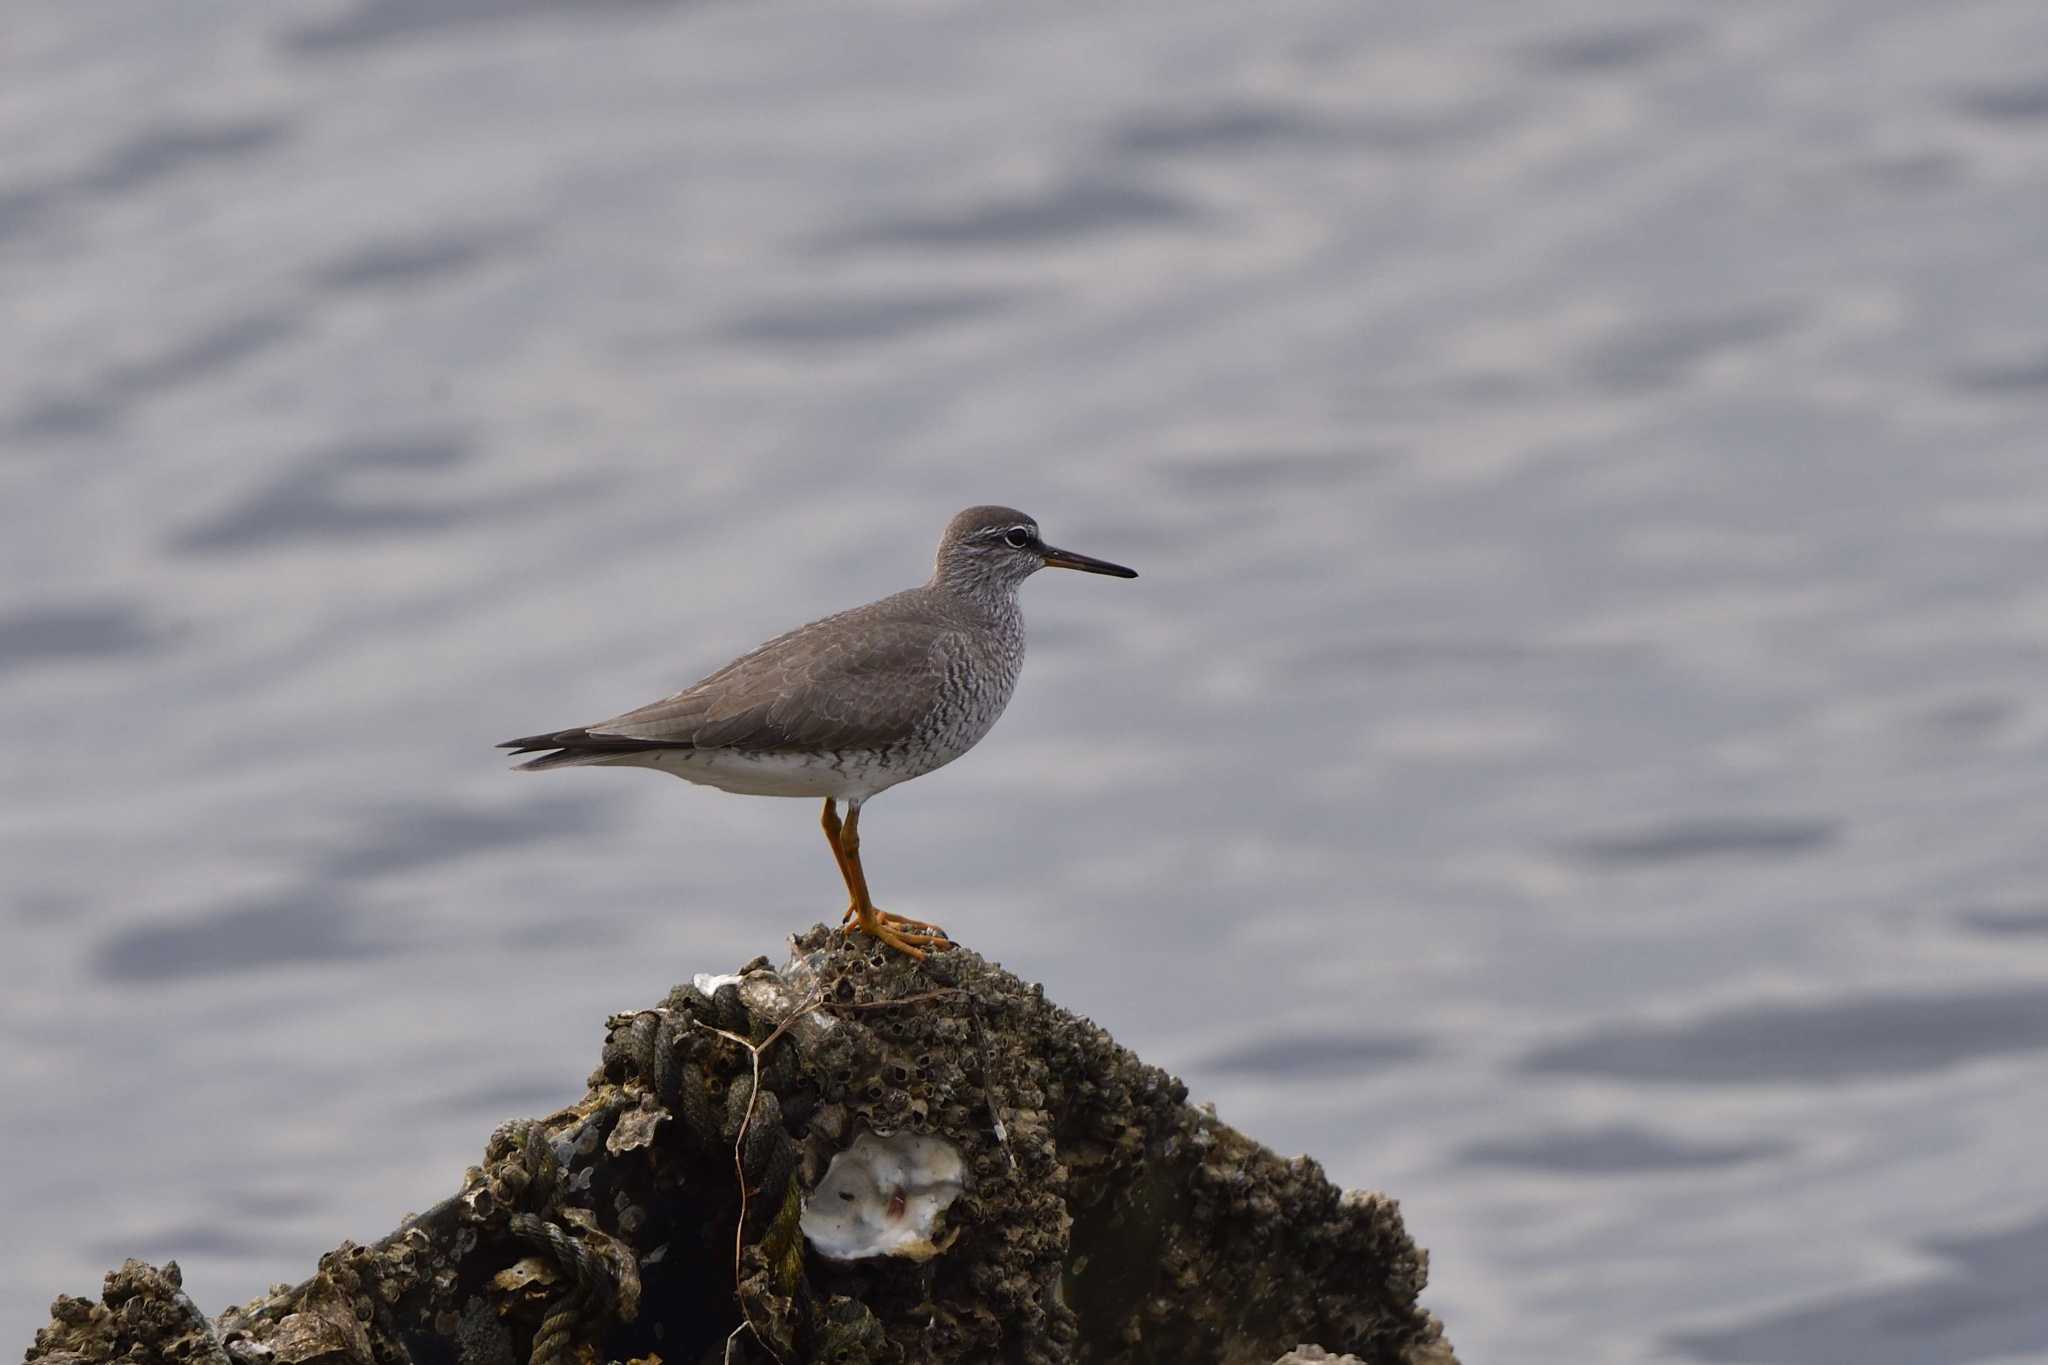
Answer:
(606, 747, 910, 800)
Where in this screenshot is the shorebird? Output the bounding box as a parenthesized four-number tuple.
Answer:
(500, 505, 1137, 958)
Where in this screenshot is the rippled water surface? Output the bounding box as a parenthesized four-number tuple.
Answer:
(7, 3, 2048, 1361)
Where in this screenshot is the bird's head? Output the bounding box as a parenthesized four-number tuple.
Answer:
(932, 505, 1138, 596)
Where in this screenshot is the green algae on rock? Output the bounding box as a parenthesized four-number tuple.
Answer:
(25, 927, 1456, 1365)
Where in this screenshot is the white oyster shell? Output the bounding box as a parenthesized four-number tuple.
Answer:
(800, 1131, 966, 1261)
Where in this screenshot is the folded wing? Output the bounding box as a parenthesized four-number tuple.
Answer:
(501, 601, 961, 765)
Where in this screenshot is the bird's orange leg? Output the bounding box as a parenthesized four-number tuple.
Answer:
(843, 803, 952, 938)
(835, 801, 952, 958)
(822, 800, 887, 930)
(822, 799, 856, 909)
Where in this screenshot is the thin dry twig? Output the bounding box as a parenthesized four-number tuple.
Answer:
(965, 996, 1017, 1171)
(823, 986, 965, 1015)
(691, 979, 969, 1364)
(695, 992, 823, 1365)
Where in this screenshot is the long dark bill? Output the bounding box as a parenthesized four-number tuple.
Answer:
(1040, 544, 1138, 578)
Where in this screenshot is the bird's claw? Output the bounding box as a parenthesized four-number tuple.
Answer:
(842, 905, 954, 959)
(841, 904, 952, 936)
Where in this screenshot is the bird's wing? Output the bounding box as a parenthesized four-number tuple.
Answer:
(585, 607, 962, 754)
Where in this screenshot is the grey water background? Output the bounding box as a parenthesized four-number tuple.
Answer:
(6, 0, 2048, 1360)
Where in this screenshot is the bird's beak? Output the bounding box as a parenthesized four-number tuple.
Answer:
(1040, 543, 1138, 578)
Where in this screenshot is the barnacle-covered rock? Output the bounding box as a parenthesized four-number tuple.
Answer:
(25, 924, 1456, 1365)
(26, 1260, 226, 1365)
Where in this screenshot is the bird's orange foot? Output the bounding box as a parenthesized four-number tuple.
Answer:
(842, 906, 954, 959)
(840, 905, 953, 938)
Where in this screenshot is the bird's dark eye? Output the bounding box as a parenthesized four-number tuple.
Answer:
(1003, 527, 1032, 548)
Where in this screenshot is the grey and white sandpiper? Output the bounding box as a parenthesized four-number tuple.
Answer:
(500, 505, 1137, 958)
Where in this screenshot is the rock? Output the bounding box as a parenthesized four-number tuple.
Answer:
(24, 925, 1457, 1365)
(28, 1260, 228, 1365)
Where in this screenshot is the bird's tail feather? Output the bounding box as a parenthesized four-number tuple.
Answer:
(509, 748, 614, 772)
(498, 727, 687, 771)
